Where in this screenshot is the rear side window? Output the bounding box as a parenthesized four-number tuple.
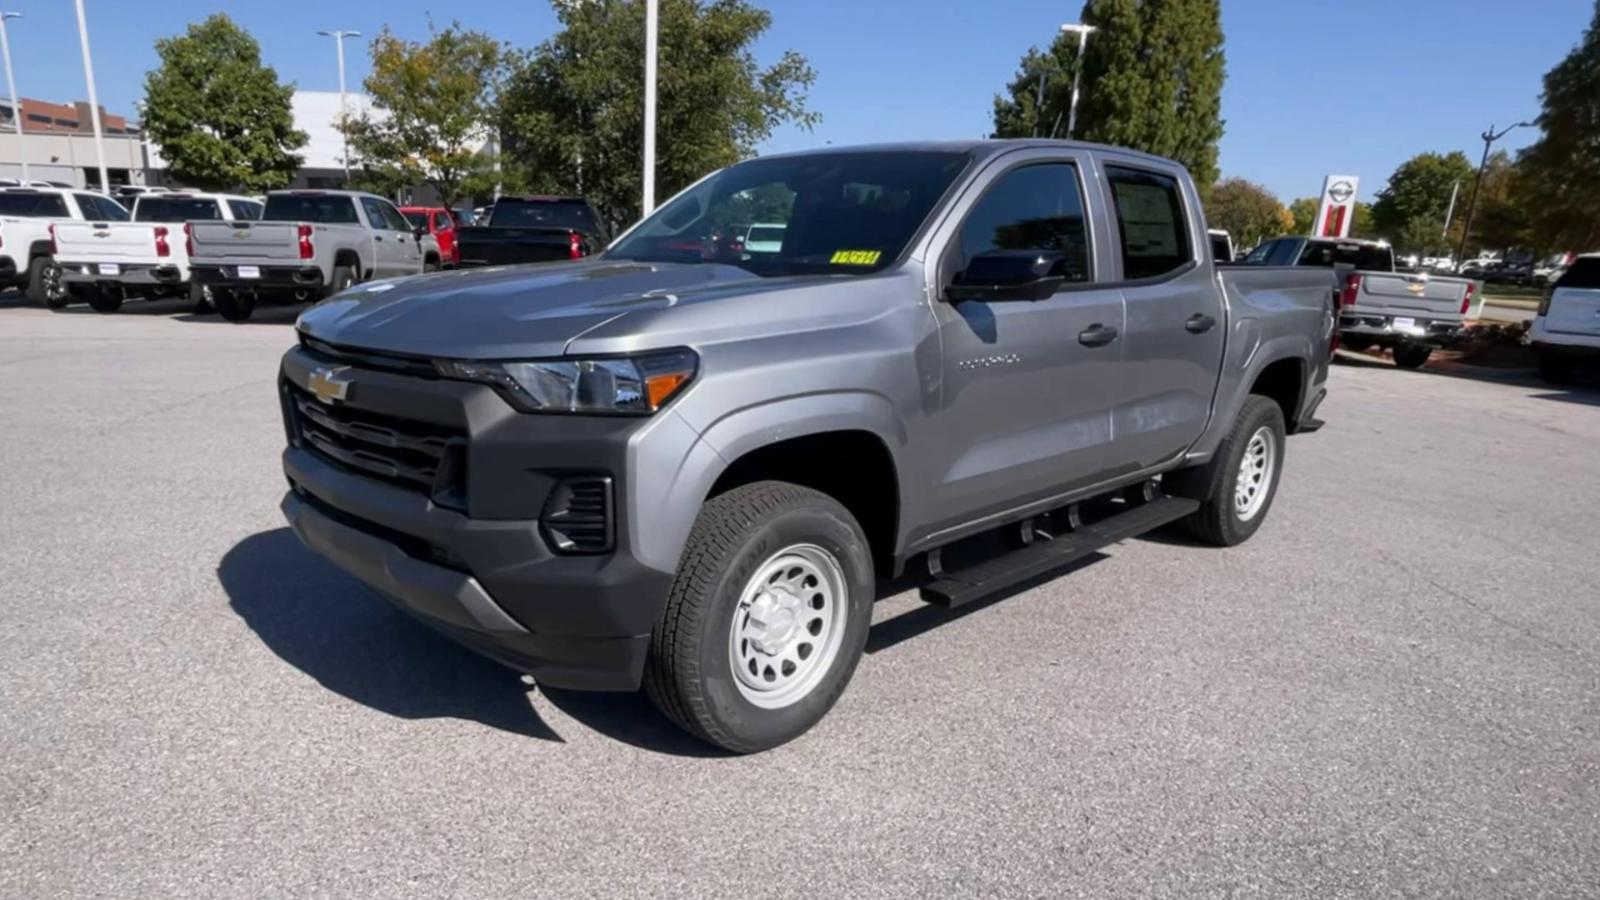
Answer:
(263, 194, 360, 224)
(958, 163, 1091, 283)
(1556, 258, 1600, 289)
(0, 192, 69, 217)
(134, 198, 222, 222)
(1297, 240, 1392, 271)
(1106, 167, 1192, 280)
(77, 194, 129, 222)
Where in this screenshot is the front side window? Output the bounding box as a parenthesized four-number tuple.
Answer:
(359, 197, 391, 230)
(1106, 166, 1192, 281)
(379, 201, 413, 233)
(957, 162, 1091, 284)
(607, 150, 972, 277)
(78, 194, 129, 222)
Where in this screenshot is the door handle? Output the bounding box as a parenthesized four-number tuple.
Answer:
(1185, 313, 1217, 334)
(1078, 323, 1119, 347)
(374, 236, 385, 242)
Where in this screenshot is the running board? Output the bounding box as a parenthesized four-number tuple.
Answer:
(919, 495, 1201, 608)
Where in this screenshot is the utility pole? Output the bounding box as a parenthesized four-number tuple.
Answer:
(641, 0, 658, 216)
(318, 29, 362, 185)
(1060, 23, 1097, 139)
(1455, 121, 1530, 264)
(0, 12, 26, 181)
(72, 0, 109, 192)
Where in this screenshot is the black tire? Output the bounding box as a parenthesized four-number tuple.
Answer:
(644, 481, 875, 754)
(1166, 395, 1287, 547)
(424, 256, 440, 273)
(1538, 352, 1578, 386)
(1341, 336, 1375, 353)
(27, 256, 67, 309)
(86, 284, 123, 314)
(212, 288, 255, 322)
(1392, 345, 1432, 370)
(188, 281, 213, 314)
(328, 264, 357, 296)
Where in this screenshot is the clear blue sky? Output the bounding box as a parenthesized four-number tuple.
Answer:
(2, 0, 1588, 202)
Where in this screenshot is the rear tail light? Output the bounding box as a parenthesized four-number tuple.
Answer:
(1339, 273, 1361, 307)
(183, 222, 194, 257)
(568, 231, 582, 260)
(154, 226, 170, 258)
(47, 223, 57, 254)
(1459, 280, 1476, 316)
(298, 224, 314, 260)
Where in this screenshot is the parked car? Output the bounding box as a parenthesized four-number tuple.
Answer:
(1242, 235, 1480, 369)
(0, 187, 129, 307)
(743, 222, 786, 255)
(276, 140, 1335, 752)
(54, 191, 264, 313)
(1529, 254, 1600, 384)
(189, 189, 437, 322)
(400, 206, 460, 268)
(454, 195, 609, 268)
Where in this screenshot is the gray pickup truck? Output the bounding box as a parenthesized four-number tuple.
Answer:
(1243, 235, 1480, 369)
(278, 140, 1334, 752)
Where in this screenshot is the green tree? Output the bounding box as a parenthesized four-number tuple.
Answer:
(1370, 151, 1474, 246)
(499, 0, 819, 228)
(1468, 151, 1531, 253)
(1514, 1, 1600, 253)
(142, 14, 306, 192)
(1206, 178, 1290, 249)
(343, 23, 506, 211)
(992, 0, 1226, 194)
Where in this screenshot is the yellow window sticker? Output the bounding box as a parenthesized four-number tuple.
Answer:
(829, 250, 882, 266)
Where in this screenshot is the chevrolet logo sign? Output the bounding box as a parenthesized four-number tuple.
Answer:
(1407, 282, 1426, 295)
(307, 367, 353, 404)
(234, 230, 251, 239)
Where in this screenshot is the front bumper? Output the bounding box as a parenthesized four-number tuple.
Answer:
(59, 262, 185, 287)
(192, 264, 326, 294)
(1340, 313, 1463, 346)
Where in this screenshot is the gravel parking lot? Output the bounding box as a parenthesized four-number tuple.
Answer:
(3, 297, 1598, 898)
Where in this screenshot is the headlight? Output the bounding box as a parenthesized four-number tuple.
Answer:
(436, 350, 697, 415)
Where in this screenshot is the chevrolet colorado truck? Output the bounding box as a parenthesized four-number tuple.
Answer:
(55, 191, 263, 313)
(0, 187, 129, 307)
(190, 189, 434, 323)
(279, 141, 1334, 752)
(1243, 235, 1481, 369)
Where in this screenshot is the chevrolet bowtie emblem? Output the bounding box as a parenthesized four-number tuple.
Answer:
(308, 366, 353, 404)
(234, 229, 250, 239)
(1407, 282, 1426, 294)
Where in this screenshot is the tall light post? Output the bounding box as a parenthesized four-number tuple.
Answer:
(1060, 22, 1097, 139)
(318, 29, 361, 185)
(72, 0, 109, 192)
(641, 0, 659, 216)
(0, 11, 26, 181)
(1454, 121, 1531, 264)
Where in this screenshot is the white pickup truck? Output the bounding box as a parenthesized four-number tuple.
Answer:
(190, 189, 436, 322)
(55, 191, 264, 313)
(0, 187, 130, 307)
(1243, 236, 1480, 369)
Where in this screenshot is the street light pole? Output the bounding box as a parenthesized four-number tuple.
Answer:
(72, 0, 109, 192)
(1454, 121, 1531, 265)
(1060, 23, 1097, 139)
(642, 0, 659, 216)
(0, 12, 26, 181)
(318, 29, 361, 186)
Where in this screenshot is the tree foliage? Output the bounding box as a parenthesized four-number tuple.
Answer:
(1467, 151, 1532, 253)
(1370, 151, 1474, 246)
(1513, 1, 1600, 253)
(499, 0, 819, 228)
(1206, 178, 1290, 249)
(142, 15, 306, 192)
(992, 0, 1226, 193)
(343, 23, 506, 211)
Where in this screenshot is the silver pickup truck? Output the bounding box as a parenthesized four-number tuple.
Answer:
(277, 140, 1335, 752)
(1242, 236, 1481, 369)
(190, 189, 436, 322)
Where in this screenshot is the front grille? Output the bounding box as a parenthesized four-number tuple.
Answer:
(540, 477, 614, 554)
(286, 382, 467, 509)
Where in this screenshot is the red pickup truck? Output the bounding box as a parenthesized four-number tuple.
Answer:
(400, 206, 460, 269)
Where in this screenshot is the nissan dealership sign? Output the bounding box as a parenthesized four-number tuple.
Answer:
(1312, 174, 1360, 238)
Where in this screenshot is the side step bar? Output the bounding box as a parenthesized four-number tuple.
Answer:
(919, 495, 1201, 608)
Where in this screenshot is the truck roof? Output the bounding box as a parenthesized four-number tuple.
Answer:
(265, 189, 388, 201)
(758, 138, 1184, 168)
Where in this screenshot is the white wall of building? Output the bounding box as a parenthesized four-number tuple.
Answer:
(0, 131, 149, 187)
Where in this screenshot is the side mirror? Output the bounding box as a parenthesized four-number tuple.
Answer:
(947, 250, 1067, 302)
(413, 225, 428, 238)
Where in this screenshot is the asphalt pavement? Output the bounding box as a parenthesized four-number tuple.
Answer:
(3, 296, 1598, 898)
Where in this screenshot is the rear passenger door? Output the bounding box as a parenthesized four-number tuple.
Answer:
(1099, 162, 1226, 470)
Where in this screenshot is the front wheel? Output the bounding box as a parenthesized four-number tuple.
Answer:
(212, 288, 255, 322)
(644, 481, 875, 753)
(1166, 395, 1286, 547)
(1393, 344, 1432, 370)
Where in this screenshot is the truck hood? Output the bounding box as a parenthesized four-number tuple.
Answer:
(295, 259, 793, 359)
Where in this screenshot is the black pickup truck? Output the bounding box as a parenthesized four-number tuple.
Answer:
(454, 196, 610, 268)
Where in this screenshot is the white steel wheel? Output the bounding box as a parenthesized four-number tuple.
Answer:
(727, 543, 849, 710)
(1234, 425, 1277, 522)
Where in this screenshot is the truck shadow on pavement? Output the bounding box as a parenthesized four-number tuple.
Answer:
(1334, 348, 1600, 403)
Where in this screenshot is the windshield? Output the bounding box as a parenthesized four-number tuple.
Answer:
(0, 192, 69, 217)
(488, 199, 597, 232)
(134, 198, 222, 222)
(607, 150, 972, 276)
(262, 194, 360, 224)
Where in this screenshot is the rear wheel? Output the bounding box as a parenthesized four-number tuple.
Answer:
(188, 281, 213, 314)
(1341, 336, 1375, 353)
(1392, 344, 1432, 370)
(328, 264, 356, 296)
(1166, 396, 1286, 547)
(212, 288, 255, 322)
(27, 256, 66, 308)
(644, 481, 874, 753)
(1538, 352, 1578, 386)
(423, 256, 439, 273)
